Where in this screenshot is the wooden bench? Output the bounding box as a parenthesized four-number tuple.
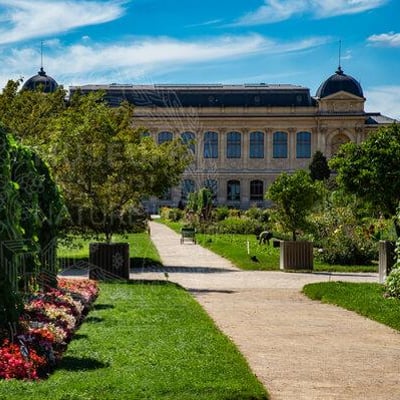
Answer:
(180, 228, 196, 244)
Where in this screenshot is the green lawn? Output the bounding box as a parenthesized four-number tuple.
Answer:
(58, 232, 162, 269)
(159, 220, 378, 273)
(0, 282, 268, 400)
(303, 282, 400, 331)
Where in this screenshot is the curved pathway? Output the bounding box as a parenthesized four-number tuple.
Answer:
(132, 222, 400, 400)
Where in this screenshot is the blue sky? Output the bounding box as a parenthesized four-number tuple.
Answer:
(0, 0, 399, 118)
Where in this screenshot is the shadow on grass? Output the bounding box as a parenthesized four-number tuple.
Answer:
(58, 356, 109, 372)
(72, 333, 88, 341)
(93, 304, 114, 311)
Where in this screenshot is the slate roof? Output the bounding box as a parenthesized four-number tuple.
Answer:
(70, 83, 316, 107)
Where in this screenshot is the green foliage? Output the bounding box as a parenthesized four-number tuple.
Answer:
(0, 126, 64, 336)
(187, 187, 213, 222)
(309, 150, 330, 181)
(160, 207, 184, 222)
(330, 123, 400, 235)
(0, 79, 66, 146)
(217, 216, 263, 234)
(244, 206, 269, 225)
(385, 236, 400, 299)
(385, 268, 400, 299)
(49, 91, 192, 242)
(303, 282, 400, 332)
(266, 170, 322, 240)
(212, 206, 230, 221)
(310, 202, 378, 265)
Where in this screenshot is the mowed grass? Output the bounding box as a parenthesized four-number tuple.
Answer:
(303, 282, 400, 331)
(58, 233, 160, 261)
(159, 220, 377, 273)
(0, 281, 268, 400)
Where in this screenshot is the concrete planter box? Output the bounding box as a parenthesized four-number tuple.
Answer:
(379, 240, 395, 283)
(280, 241, 313, 271)
(89, 242, 130, 280)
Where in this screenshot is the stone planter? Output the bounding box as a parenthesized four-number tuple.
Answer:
(378, 240, 395, 283)
(280, 241, 313, 271)
(89, 242, 130, 280)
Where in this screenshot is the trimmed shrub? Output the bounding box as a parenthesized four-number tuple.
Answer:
(213, 206, 229, 222)
(216, 217, 263, 235)
(160, 207, 183, 222)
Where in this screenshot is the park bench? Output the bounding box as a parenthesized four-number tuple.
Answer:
(180, 227, 196, 244)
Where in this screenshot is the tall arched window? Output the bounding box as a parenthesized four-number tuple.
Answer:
(181, 179, 195, 200)
(273, 131, 288, 158)
(204, 131, 218, 158)
(158, 131, 173, 144)
(249, 131, 264, 158)
(227, 180, 240, 201)
(181, 131, 195, 153)
(250, 180, 264, 201)
(227, 131, 241, 158)
(204, 179, 218, 199)
(296, 131, 311, 158)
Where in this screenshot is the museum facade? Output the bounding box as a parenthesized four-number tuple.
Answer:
(69, 67, 396, 211)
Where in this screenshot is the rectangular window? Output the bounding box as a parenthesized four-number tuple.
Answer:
(273, 131, 288, 158)
(227, 132, 241, 158)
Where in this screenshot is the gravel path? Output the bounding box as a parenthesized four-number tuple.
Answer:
(131, 222, 400, 400)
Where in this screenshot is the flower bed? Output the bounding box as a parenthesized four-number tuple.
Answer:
(0, 278, 99, 380)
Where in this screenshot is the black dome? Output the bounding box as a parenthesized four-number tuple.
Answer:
(22, 67, 58, 93)
(316, 67, 363, 98)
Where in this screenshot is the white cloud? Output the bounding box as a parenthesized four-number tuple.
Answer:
(0, 34, 329, 88)
(235, 0, 388, 26)
(0, 0, 125, 44)
(365, 86, 400, 120)
(367, 32, 400, 47)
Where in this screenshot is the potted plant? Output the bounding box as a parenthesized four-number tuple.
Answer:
(266, 170, 322, 271)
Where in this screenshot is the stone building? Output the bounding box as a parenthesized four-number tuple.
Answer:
(70, 67, 395, 211)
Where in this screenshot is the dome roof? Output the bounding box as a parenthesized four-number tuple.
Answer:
(316, 67, 363, 99)
(22, 67, 58, 93)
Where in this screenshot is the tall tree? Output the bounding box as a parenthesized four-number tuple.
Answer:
(329, 124, 400, 236)
(266, 170, 322, 241)
(50, 91, 192, 242)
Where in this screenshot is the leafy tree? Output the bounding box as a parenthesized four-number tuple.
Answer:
(309, 150, 330, 181)
(49, 91, 192, 242)
(330, 124, 400, 236)
(0, 79, 66, 147)
(266, 170, 322, 241)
